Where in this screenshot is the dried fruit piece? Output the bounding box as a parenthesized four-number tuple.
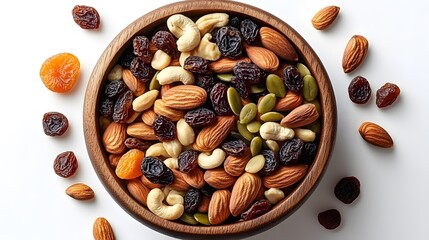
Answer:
(210, 83, 233, 115)
(335, 176, 360, 204)
(115, 149, 145, 179)
(241, 199, 271, 221)
(376, 82, 400, 108)
(42, 112, 69, 136)
(112, 90, 133, 123)
(72, 5, 100, 30)
(221, 139, 247, 157)
(318, 209, 341, 230)
(348, 76, 371, 104)
(141, 156, 174, 185)
(301, 142, 318, 165)
(54, 151, 78, 178)
(260, 150, 279, 175)
(279, 138, 304, 165)
(151, 30, 180, 58)
(216, 26, 243, 58)
(183, 56, 210, 74)
(124, 138, 152, 151)
(153, 115, 176, 141)
(184, 188, 202, 213)
(133, 36, 153, 64)
(178, 150, 199, 173)
(231, 76, 250, 99)
(283, 65, 303, 93)
(195, 74, 216, 93)
(99, 98, 114, 117)
(184, 107, 216, 128)
(240, 19, 259, 45)
(104, 80, 127, 98)
(40, 53, 80, 93)
(130, 57, 156, 82)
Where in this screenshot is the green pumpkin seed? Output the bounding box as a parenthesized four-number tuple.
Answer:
(180, 213, 198, 225)
(239, 103, 257, 124)
(194, 213, 210, 225)
(297, 63, 311, 77)
(303, 75, 318, 101)
(260, 112, 284, 122)
(305, 120, 321, 134)
(250, 84, 266, 94)
(149, 71, 161, 90)
(250, 136, 263, 156)
(237, 121, 254, 141)
(217, 73, 233, 82)
(266, 74, 286, 98)
(227, 87, 243, 116)
(258, 93, 276, 114)
(245, 154, 265, 173)
(230, 131, 251, 145)
(265, 140, 280, 153)
(246, 120, 261, 133)
(305, 99, 322, 116)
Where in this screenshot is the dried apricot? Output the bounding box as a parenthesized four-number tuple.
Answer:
(115, 149, 145, 179)
(40, 53, 80, 93)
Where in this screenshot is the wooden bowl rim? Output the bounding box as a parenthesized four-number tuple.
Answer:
(83, 0, 337, 237)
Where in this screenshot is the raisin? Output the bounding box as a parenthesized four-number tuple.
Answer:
(39, 53, 80, 93)
(233, 61, 265, 84)
(241, 199, 271, 221)
(334, 176, 360, 204)
(348, 76, 371, 104)
(43, 112, 69, 136)
(119, 48, 135, 68)
(104, 80, 127, 98)
(231, 76, 250, 99)
(72, 5, 100, 30)
(221, 140, 247, 157)
(151, 30, 180, 58)
(200, 183, 216, 197)
(376, 82, 400, 108)
(283, 65, 303, 93)
(112, 90, 133, 123)
(184, 188, 202, 213)
(133, 36, 153, 64)
(229, 16, 241, 28)
(141, 156, 174, 185)
(195, 74, 217, 94)
(240, 19, 259, 45)
(210, 83, 233, 115)
(54, 151, 78, 178)
(216, 26, 243, 59)
(279, 138, 304, 165)
(130, 57, 156, 83)
(183, 56, 210, 74)
(318, 209, 341, 230)
(260, 150, 280, 175)
(152, 115, 176, 141)
(184, 107, 216, 128)
(178, 150, 199, 173)
(99, 98, 114, 117)
(124, 137, 152, 151)
(301, 142, 318, 165)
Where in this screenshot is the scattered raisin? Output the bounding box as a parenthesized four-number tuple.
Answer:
(43, 112, 69, 136)
(376, 82, 400, 108)
(99, 98, 114, 117)
(183, 56, 210, 74)
(130, 57, 156, 83)
(260, 150, 280, 175)
(141, 156, 174, 185)
(348, 76, 371, 104)
(301, 142, 318, 165)
(240, 19, 259, 45)
(216, 26, 243, 59)
(152, 115, 176, 141)
(221, 140, 247, 157)
(279, 138, 304, 165)
(151, 30, 180, 58)
(283, 65, 303, 93)
(104, 80, 127, 98)
(53, 151, 78, 178)
(72, 5, 100, 30)
(184, 188, 202, 213)
(133, 36, 153, 64)
(178, 150, 199, 173)
(195, 74, 217, 94)
(233, 61, 265, 85)
(318, 209, 341, 230)
(334, 176, 360, 204)
(124, 138, 152, 151)
(241, 199, 271, 221)
(210, 83, 233, 115)
(184, 107, 217, 128)
(112, 90, 133, 123)
(231, 76, 250, 99)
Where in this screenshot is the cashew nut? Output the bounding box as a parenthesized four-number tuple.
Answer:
(177, 119, 195, 146)
(157, 66, 195, 85)
(264, 188, 285, 204)
(151, 50, 171, 70)
(195, 13, 229, 36)
(167, 14, 201, 52)
(107, 64, 123, 81)
(163, 138, 182, 158)
(166, 190, 185, 205)
(260, 122, 295, 141)
(147, 188, 184, 220)
(179, 52, 191, 67)
(146, 142, 170, 158)
(197, 148, 226, 169)
(132, 89, 159, 112)
(294, 128, 316, 142)
(164, 157, 179, 170)
(190, 33, 221, 61)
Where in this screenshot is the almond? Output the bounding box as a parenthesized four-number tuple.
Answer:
(141, 108, 157, 126)
(342, 35, 369, 73)
(204, 168, 237, 189)
(223, 148, 252, 177)
(127, 178, 150, 207)
(141, 174, 163, 189)
(122, 68, 146, 96)
(153, 99, 184, 121)
(208, 190, 231, 225)
(170, 169, 192, 191)
(126, 122, 158, 140)
(162, 85, 207, 110)
(209, 57, 251, 73)
(93, 217, 115, 240)
(358, 122, 393, 148)
(262, 165, 308, 188)
(197, 195, 211, 213)
(229, 172, 262, 216)
(181, 167, 205, 189)
(193, 115, 236, 152)
(65, 183, 95, 200)
(273, 91, 303, 111)
(280, 103, 319, 128)
(311, 6, 340, 30)
(259, 26, 299, 62)
(102, 122, 127, 154)
(244, 44, 279, 72)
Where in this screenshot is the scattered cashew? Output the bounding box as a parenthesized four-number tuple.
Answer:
(147, 188, 184, 220)
(132, 89, 159, 112)
(151, 50, 171, 70)
(260, 122, 295, 141)
(177, 119, 195, 146)
(157, 66, 195, 85)
(195, 13, 229, 36)
(167, 14, 201, 52)
(166, 190, 185, 206)
(190, 33, 221, 61)
(164, 157, 179, 170)
(264, 188, 285, 204)
(146, 142, 171, 158)
(163, 138, 182, 158)
(197, 148, 226, 169)
(294, 128, 316, 142)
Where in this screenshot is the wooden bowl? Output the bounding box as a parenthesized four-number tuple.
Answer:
(83, 0, 336, 237)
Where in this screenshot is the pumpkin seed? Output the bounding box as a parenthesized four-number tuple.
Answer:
(194, 213, 210, 225)
(260, 112, 284, 122)
(250, 136, 263, 156)
(258, 93, 276, 114)
(266, 74, 286, 98)
(239, 103, 257, 124)
(216, 73, 233, 82)
(303, 75, 318, 101)
(305, 99, 322, 116)
(297, 63, 311, 77)
(250, 84, 266, 94)
(149, 71, 160, 90)
(227, 87, 243, 116)
(265, 140, 280, 153)
(245, 154, 265, 173)
(305, 120, 321, 134)
(246, 121, 261, 133)
(180, 213, 198, 225)
(237, 121, 254, 141)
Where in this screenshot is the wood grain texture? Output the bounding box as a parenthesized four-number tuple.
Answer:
(83, 0, 337, 237)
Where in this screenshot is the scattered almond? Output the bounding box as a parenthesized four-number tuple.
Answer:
(342, 35, 369, 73)
(65, 183, 95, 200)
(93, 217, 115, 240)
(311, 6, 340, 30)
(358, 122, 393, 148)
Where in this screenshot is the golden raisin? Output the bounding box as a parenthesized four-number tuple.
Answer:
(40, 53, 80, 93)
(115, 149, 145, 179)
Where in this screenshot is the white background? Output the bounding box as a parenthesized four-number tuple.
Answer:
(1, 0, 428, 239)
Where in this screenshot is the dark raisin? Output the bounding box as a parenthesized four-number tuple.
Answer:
(195, 74, 217, 94)
(200, 183, 216, 197)
(178, 150, 199, 173)
(43, 112, 69, 136)
(279, 138, 304, 165)
(104, 80, 127, 98)
(141, 156, 174, 185)
(229, 16, 241, 28)
(376, 82, 400, 108)
(216, 26, 243, 59)
(229, 131, 251, 145)
(119, 48, 135, 68)
(210, 28, 220, 43)
(231, 76, 250, 99)
(184, 107, 217, 128)
(133, 36, 153, 64)
(348, 76, 371, 104)
(99, 98, 114, 117)
(72, 5, 100, 30)
(184, 188, 202, 213)
(151, 30, 180, 58)
(152, 115, 176, 141)
(260, 150, 280, 175)
(334, 176, 360, 204)
(183, 56, 210, 74)
(53, 151, 78, 178)
(283, 65, 304, 93)
(210, 83, 233, 115)
(241, 199, 271, 221)
(233, 61, 265, 84)
(112, 90, 133, 123)
(318, 209, 341, 230)
(124, 138, 152, 151)
(240, 19, 259, 45)
(221, 140, 247, 157)
(301, 142, 318, 165)
(130, 57, 156, 83)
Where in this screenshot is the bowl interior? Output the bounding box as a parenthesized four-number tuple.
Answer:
(83, 0, 336, 237)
